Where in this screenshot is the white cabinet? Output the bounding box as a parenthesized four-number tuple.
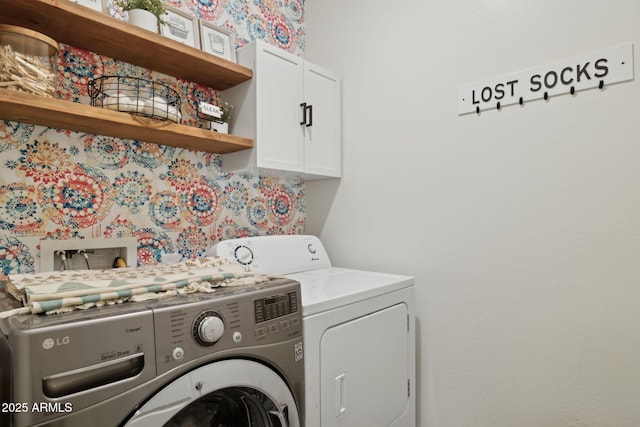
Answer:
(223, 40, 341, 179)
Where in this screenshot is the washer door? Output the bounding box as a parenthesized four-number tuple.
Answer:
(125, 360, 300, 427)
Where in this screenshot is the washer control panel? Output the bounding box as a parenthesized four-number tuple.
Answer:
(254, 291, 298, 324)
(151, 279, 302, 375)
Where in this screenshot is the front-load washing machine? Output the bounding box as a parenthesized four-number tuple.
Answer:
(210, 235, 416, 427)
(0, 277, 304, 427)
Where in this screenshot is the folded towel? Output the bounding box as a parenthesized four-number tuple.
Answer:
(5, 257, 270, 315)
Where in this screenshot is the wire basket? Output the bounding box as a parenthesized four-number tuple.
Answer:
(88, 76, 182, 124)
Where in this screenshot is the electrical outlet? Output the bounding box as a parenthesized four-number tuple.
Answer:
(40, 238, 137, 272)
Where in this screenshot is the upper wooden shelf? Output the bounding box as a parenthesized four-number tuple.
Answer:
(0, 90, 253, 154)
(0, 0, 253, 90)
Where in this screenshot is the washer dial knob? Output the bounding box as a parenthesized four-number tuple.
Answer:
(193, 311, 224, 346)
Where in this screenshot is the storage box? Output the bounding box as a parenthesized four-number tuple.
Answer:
(0, 24, 58, 97)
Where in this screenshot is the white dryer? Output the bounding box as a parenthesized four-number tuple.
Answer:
(211, 235, 416, 427)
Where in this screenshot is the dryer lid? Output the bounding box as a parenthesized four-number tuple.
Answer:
(288, 267, 414, 316)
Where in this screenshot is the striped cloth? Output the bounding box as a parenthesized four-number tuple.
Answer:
(3, 257, 269, 316)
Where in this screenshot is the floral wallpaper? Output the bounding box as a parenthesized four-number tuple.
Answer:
(162, 0, 305, 52)
(0, 0, 306, 279)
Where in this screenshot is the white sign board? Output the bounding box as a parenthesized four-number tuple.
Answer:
(199, 102, 222, 119)
(458, 44, 634, 115)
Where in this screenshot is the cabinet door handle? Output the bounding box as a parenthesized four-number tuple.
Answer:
(300, 103, 313, 127)
(300, 102, 307, 125)
(306, 104, 313, 127)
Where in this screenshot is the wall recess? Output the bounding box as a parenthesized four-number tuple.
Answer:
(458, 43, 634, 115)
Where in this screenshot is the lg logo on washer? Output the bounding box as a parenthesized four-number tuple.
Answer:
(42, 336, 70, 349)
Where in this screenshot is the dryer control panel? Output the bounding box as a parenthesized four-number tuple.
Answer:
(209, 234, 332, 274)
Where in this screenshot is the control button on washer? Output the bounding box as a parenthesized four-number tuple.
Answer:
(255, 327, 267, 338)
(233, 331, 242, 343)
(172, 347, 185, 361)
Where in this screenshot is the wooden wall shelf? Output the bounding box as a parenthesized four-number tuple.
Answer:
(0, 0, 254, 154)
(0, 91, 252, 154)
(0, 0, 253, 90)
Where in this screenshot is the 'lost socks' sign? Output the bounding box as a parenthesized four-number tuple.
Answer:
(458, 44, 634, 115)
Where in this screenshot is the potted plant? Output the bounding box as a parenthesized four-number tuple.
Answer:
(114, 0, 167, 33)
(211, 101, 233, 134)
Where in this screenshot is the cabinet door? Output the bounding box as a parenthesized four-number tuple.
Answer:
(256, 43, 305, 172)
(303, 62, 342, 177)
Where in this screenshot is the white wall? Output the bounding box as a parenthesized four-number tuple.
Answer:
(304, 1, 640, 426)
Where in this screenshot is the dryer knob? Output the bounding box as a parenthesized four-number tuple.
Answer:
(196, 314, 225, 345)
(234, 245, 254, 265)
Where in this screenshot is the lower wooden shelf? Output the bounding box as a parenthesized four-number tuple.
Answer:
(0, 90, 253, 154)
